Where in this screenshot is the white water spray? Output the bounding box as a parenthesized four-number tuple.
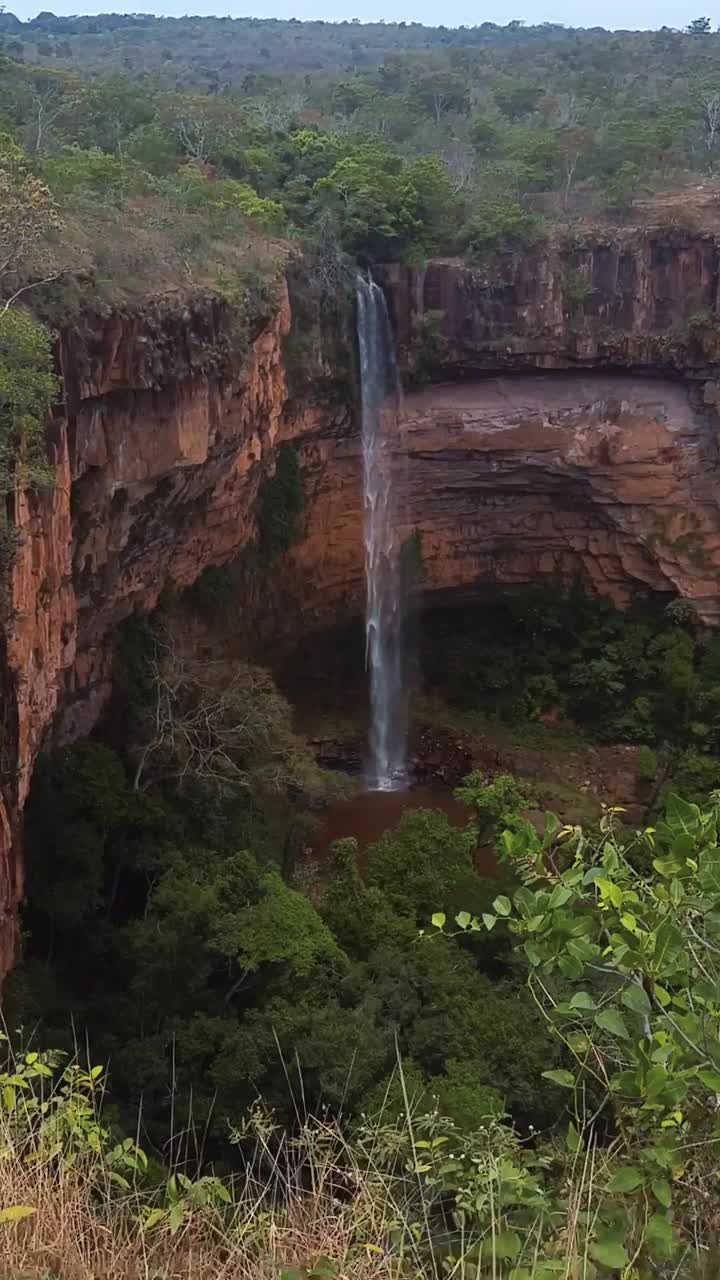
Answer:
(356, 275, 407, 791)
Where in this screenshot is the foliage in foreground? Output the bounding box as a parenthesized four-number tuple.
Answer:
(6, 790, 720, 1277)
(431, 790, 720, 1276)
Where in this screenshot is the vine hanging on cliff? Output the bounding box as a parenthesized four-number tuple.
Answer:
(255, 443, 305, 563)
(0, 307, 57, 496)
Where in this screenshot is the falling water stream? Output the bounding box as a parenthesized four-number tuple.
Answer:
(356, 275, 407, 791)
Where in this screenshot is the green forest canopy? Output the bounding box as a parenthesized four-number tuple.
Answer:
(3, 14, 720, 305)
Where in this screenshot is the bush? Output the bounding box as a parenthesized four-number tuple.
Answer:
(459, 192, 541, 255)
(636, 743, 658, 782)
(255, 442, 305, 561)
(0, 307, 57, 496)
(43, 145, 125, 196)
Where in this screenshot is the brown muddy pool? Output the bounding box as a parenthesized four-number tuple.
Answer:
(312, 786, 496, 876)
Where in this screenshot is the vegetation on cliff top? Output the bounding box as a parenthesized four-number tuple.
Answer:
(3, 15, 720, 502)
(4, 16, 720, 312)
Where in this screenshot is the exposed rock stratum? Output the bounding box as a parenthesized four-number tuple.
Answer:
(2, 228, 720, 973)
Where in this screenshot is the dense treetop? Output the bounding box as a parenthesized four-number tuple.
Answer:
(3, 12, 720, 89)
(1, 13, 720, 317)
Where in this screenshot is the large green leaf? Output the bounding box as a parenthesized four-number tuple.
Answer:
(621, 983, 652, 1017)
(664, 792, 701, 834)
(589, 1239, 629, 1269)
(651, 1177, 672, 1208)
(569, 990, 595, 1010)
(606, 1165, 643, 1193)
(548, 883, 573, 909)
(697, 1067, 720, 1091)
(645, 1212, 676, 1259)
(594, 877, 623, 908)
(541, 1069, 575, 1089)
(699, 855, 720, 898)
(492, 1231, 521, 1260)
(559, 953, 584, 979)
(595, 1008, 630, 1039)
(653, 919, 684, 975)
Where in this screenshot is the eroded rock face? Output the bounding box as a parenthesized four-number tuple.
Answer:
(3, 230, 720, 975)
(289, 373, 720, 626)
(379, 232, 720, 376)
(0, 287, 296, 971)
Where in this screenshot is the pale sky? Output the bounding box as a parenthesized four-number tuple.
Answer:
(3, 1, 709, 33)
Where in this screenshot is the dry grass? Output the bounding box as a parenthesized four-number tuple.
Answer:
(0, 1127, 412, 1280)
(23, 186, 288, 322)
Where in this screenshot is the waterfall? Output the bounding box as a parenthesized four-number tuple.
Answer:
(356, 275, 407, 791)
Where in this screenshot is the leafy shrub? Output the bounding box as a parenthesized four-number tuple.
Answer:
(43, 145, 125, 196)
(460, 192, 541, 255)
(439, 792, 720, 1275)
(256, 442, 305, 561)
(0, 307, 57, 495)
(636, 743, 658, 782)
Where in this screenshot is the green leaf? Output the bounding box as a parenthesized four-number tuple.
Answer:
(548, 884, 572, 909)
(482, 913, 497, 931)
(699, 854, 720, 897)
(569, 990, 595, 1010)
(583, 866, 604, 885)
(430, 912, 446, 929)
(645, 1212, 676, 1259)
(595, 1008, 630, 1039)
(589, 1240, 629, 1269)
(665, 792, 700, 833)
(606, 1165, 644, 1193)
(0, 1205, 36, 1223)
(542, 1069, 575, 1089)
(566, 1121, 582, 1153)
(140, 1208, 163, 1228)
(653, 857, 681, 879)
(645, 1064, 670, 1099)
(621, 984, 652, 1017)
(595, 877, 623, 908)
(168, 1201, 185, 1235)
(654, 920, 684, 974)
(493, 895, 512, 917)
(697, 1067, 720, 1091)
(492, 1231, 521, 1260)
(454, 910, 471, 929)
(651, 1177, 672, 1208)
(559, 953, 584, 979)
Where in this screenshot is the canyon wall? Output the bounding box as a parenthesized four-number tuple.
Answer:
(378, 231, 720, 376)
(290, 374, 720, 631)
(2, 225, 720, 972)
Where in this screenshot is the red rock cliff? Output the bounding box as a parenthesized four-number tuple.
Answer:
(3, 227, 720, 975)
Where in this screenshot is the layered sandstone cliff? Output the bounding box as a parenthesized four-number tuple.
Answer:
(379, 232, 720, 376)
(290, 374, 720, 630)
(3, 225, 720, 974)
